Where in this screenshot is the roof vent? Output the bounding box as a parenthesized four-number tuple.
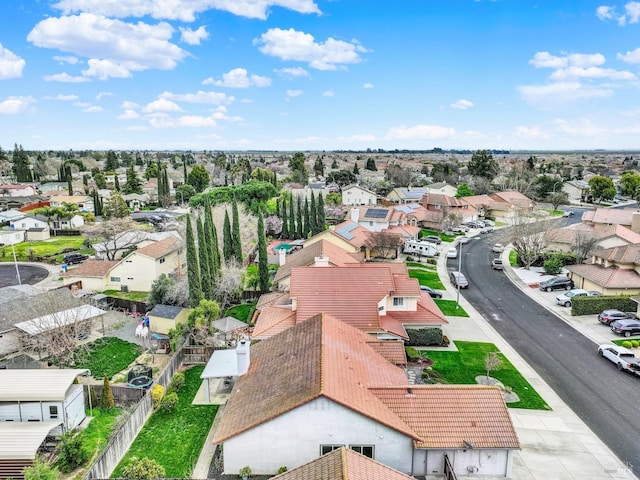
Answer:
(406, 387, 414, 396)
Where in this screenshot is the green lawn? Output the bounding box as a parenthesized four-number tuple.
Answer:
(408, 269, 445, 290)
(425, 341, 550, 410)
(406, 261, 437, 270)
(420, 229, 461, 243)
(434, 299, 469, 317)
(224, 302, 257, 323)
(71, 337, 143, 380)
(102, 290, 149, 302)
(112, 366, 218, 478)
(0, 237, 89, 262)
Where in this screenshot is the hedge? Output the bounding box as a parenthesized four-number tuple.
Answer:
(571, 295, 638, 316)
(405, 346, 420, 362)
(406, 328, 444, 346)
(529, 252, 579, 268)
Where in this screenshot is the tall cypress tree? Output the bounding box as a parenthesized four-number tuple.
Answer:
(67, 173, 73, 196)
(185, 215, 203, 308)
(203, 199, 219, 278)
(296, 196, 303, 239)
(317, 193, 326, 232)
(309, 191, 318, 234)
(280, 197, 289, 239)
(211, 222, 221, 271)
(114, 175, 120, 192)
(197, 216, 212, 299)
(223, 210, 234, 263)
(303, 197, 310, 238)
(289, 195, 296, 239)
(257, 212, 269, 292)
(231, 199, 242, 263)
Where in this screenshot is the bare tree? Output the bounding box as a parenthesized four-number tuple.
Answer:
(508, 212, 549, 269)
(213, 262, 245, 312)
(484, 352, 503, 382)
(364, 231, 403, 259)
(83, 218, 149, 260)
(547, 191, 569, 211)
(573, 230, 600, 263)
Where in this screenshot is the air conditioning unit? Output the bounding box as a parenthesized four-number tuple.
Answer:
(121, 285, 129, 293)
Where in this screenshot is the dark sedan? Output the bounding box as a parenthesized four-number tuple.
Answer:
(598, 309, 635, 325)
(420, 285, 443, 298)
(610, 319, 640, 337)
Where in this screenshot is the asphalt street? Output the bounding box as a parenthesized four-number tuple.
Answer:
(449, 211, 640, 476)
(0, 263, 50, 288)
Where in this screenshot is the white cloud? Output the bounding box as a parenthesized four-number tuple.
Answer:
(322, 90, 334, 97)
(96, 91, 114, 100)
(202, 68, 271, 88)
(0, 96, 36, 114)
(515, 126, 549, 139)
(83, 105, 103, 112)
(519, 82, 613, 105)
(386, 124, 455, 140)
(180, 26, 208, 45)
(53, 55, 79, 64)
(73, 101, 90, 107)
(340, 134, 376, 142)
(118, 109, 139, 120)
(28, 14, 187, 78)
(43, 72, 90, 82)
(617, 47, 640, 63)
(363, 82, 374, 89)
(450, 99, 473, 110)
(0, 44, 26, 79)
(142, 98, 183, 113)
(255, 28, 367, 70)
(53, 0, 321, 22)
(549, 65, 635, 80)
(147, 112, 217, 128)
(275, 67, 309, 78)
(121, 100, 140, 109)
(159, 90, 235, 104)
(553, 118, 609, 137)
(44, 94, 78, 101)
(596, 5, 616, 20)
(626, 1, 640, 22)
(286, 89, 303, 98)
(529, 51, 605, 69)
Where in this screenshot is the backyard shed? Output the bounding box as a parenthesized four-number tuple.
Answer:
(147, 304, 189, 334)
(0, 422, 62, 480)
(212, 316, 248, 341)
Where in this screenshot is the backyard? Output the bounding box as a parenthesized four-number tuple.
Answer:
(0, 237, 91, 262)
(70, 337, 144, 380)
(224, 301, 257, 323)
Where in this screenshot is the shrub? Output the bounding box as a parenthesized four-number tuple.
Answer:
(121, 457, 166, 480)
(426, 258, 437, 265)
(405, 346, 420, 362)
(543, 257, 563, 275)
(572, 295, 637, 316)
(622, 340, 633, 349)
(632, 340, 639, 348)
(100, 376, 114, 410)
(160, 392, 179, 412)
(406, 328, 443, 346)
(151, 384, 165, 409)
(239, 466, 252, 478)
(23, 458, 59, 480)
(278, 466, 288, 474)
(168, 371, 185, 393)
(57, 432, 89, 473)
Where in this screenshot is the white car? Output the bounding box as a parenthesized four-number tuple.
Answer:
(492, 243, 504, 253)
(555, 289, 601, 307)
(457, 236, 471, 244)
(598, 344, 640, 376)
(562, 210, 575, 217)
(446, 247, 458, 259)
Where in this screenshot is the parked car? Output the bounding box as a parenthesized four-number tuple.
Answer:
(480, 226, 494, 234)
(420, 285, 443, 298)
(481, 219, 495, 227)
(465, 221, 483, 229)
(597, 344, 640, 376)
(450, 271, 469, 288)
(457, 236, 471, 244)
(598, 309, 636, 325)
(492, 243, 504, 253)
(446, 247, 458, 259)
(422, 235, 442, 245)
(491, 258, 504, 270)
(610, 319, 640, 337)
(63, 253, 89, 265)
(452, 225, 469, 233)
(555, 289, 601, 307)
(562, 210, 575, 217)
(538, 276, 574, 292)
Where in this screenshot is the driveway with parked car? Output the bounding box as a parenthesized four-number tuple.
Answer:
(538, 276, 574, 292)
(598, 344, 640, 376)
(555, 289, 601, 307)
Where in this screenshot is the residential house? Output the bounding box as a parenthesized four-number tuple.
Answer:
(421, 194, 475, 229)
(253, 263, 447, 340)
(546, 223, 640, 253)
(341, 184, 377, 206)
(62, 260, 120, 292)
(214, 313, 519, 477)
(563, 180, 590, 204)
(52, 214, 84, 230)
(0, 196, 48, 212)
(0, 229, 25, 248)
(582, 207, 640, 232)
(0, 285, 46, 357)
(93, 230, 180, 260)
(49, 195, 94, 213)
(147, 304, 189, 334)
(350, 206, 392, 232)
(460, 191, 534, 222)
(316, 221, 404, 260)
(38, 182, 68, 194)
(0, 184, 38, 197)
(0, 209, 27, 224)
(387, 187, 429, 204)
(142, 177, 173, 202)
(122, 193, 151, 210)
(566, 244, 640, 295)
(8, 215, 50, 241)
(425, 181, 458, 197)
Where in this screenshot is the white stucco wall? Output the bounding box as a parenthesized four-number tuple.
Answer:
(110, 250, 182, 292)
(343, 188, 376, 206)
(413, 448, 511, 477)
(222, 397, 413, 475)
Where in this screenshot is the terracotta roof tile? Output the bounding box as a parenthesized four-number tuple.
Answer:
(64, 259, 119, 278)
(372, 385, 520, 449)
(591, 244, 640, 264)
(365, 340, 407, 365)
(586, 207, 636, 226)
(421, 193, 467, 208)
(134, 237, 181, 259)
(332, 221, 373, 248)
(251, 307, 296, 339)
(566, 264, 640, 288)
(271, 447, 415, 480)
(256, 291, 289, 309)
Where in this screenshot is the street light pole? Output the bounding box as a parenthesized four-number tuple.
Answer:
(455, 241, 462, 309)
(10, 240, 21, 286)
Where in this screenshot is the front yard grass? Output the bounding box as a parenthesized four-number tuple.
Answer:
(406, 261, 437, 270)
(408, 269, 445, 290)
(102, 290, 149, 303)
(420, 229, 460, 243)
(434, 299, 469, 317)
(111, 365, 218, 478)
(0, 237, 89, 262)
(425, 341, 550, 410)
(71, 337, 143, 380)
(224, 301, 257, 323)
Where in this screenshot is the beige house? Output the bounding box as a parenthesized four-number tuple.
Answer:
(566, 244, 640, 295)
(425, 181, 458, 197)
(147, 304, 189, 334)
(341, 184, 377, 206)
(387, 187, 429, 204)
(48, 195, 94, 213)
(546, 223, 640, 253)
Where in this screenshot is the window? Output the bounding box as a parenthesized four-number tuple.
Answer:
(49, 406, 58, 419)
(320, 445, 344, 455)
(393, 297, 404, 306)
(159, 257, 166, 264)
(350, 445, 374, 458)
(110, 276, 121, 282)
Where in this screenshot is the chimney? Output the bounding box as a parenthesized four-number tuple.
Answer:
(632, 213, 640, 234)
(314, 254, 330, 267)
(278, 248, 287, 266)
(236, 339, 250, 375)
(350, 207, 360, 223)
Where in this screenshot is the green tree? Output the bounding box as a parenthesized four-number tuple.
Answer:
(303, 197, 310, 238)
(620, 170, 640, 200)
(317, 193, 326, 231)
(144, 162, 159, 180)
(23, 458, 60, 480)
(231, 200, 242, 263)
(175, 184, 196, 205)
(187, 164, 210, 193)
(257, 212, 269, 292)
(353, 162, 360, 175)
(331, 158, 338, 169)
(12, 144, 33, 182)
(365, 157, 377, 171)
(223, 209, 234, 263)
(588, 175, 616, 202)
(289, 152, 308, 185)
(197, 216, 212, 299)
(123, 163, 143, 194)
(455, 183, 474, 198)
(120, 457, 166, 480)
(313, 156, 325, 177)
(104, 150, 119, 171)
(148, 274, 174, 307)
(280, 197, 289, 239)
(289, 195, 296, 239)
(326, 169, 356, 187)
(309, 192, 318, 234)
(93, 172, 107, 190)
(296, 196, 303, 239)
(204, 199, 220, 275)
(547, 191, 569, 211)
(113, 174, 120, 192)
(186, 215, 203, 308)
(467, 150, 499, 179)
(57, 432, 89, 473)
(67, 174, 73, 196)
(325, 192, 341, 206)
(100, 375, 114, 409)
(102, 191, 129, 219)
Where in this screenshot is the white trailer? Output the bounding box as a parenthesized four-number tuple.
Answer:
(403, 240, 439, 257)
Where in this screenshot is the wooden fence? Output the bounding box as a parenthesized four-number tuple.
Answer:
(182, 345, 214, 365)
(85, 384, 146, 406)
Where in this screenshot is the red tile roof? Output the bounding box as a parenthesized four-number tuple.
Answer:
(271, 447, 416, 480)
(365, 340, 407, 365)
(582, 207, 637, 226)
(134, 237, 181, 259)
(332, 221, 374, 248)
(251, 307, 296, 339)
(372, 385, 520, 449)
(64, 259, 119, 278)
(566, 264, 640, 288)
(591, 244, 640, 265)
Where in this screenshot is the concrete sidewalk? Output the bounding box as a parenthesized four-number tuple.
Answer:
(435, 244, 637, 480)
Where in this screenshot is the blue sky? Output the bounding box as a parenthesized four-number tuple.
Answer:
(2, 1, 640, 151)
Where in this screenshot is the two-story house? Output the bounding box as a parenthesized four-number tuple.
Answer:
(566, 244, 640, 295)
(341, 184, 377, 206)
(49, 195, 94, 213)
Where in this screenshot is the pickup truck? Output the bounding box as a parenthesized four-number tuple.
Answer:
(598, 344, 640, 376)
(491, 258, 503, 270)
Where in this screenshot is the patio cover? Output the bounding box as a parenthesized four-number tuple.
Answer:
(212, 316, 247, 334)
(0, 422, 62, 459)
(0, 369, 89, 401)
(201, 350, 243, 379)
(14, 305, 106, 336)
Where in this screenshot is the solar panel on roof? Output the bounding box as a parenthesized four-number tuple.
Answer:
(336, 223, 358, 240)
(364, 208, 388, 219)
